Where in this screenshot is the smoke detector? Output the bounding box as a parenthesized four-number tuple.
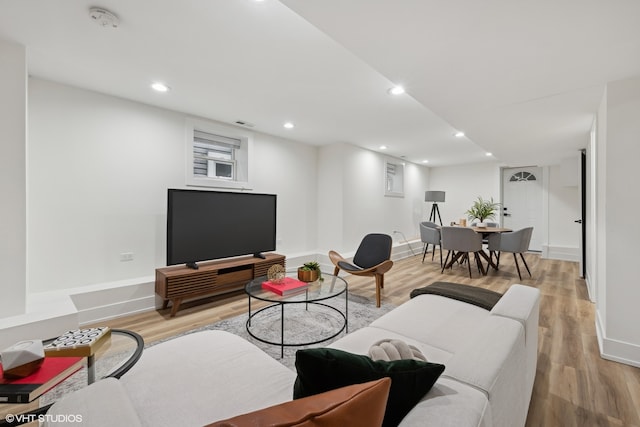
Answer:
(89, 7, 120, 28)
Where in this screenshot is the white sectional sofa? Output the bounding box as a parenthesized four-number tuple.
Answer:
(45, 284, 539, 427)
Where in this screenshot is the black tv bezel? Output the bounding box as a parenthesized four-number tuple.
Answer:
(166, 189, 277, 267)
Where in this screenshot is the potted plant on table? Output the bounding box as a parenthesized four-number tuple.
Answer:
(466, 196, 500, 227)
(298, 261, 323, 282)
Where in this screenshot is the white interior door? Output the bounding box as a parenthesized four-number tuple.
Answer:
(502, 167, 543, 251)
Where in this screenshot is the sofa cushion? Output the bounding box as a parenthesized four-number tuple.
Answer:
(368, 294, 492, 354)
(207, 378, 391, 427)
(120, 331, 296, 427)
(398, 377, 492, 427)
(44, 377, 142, 427)
(293, 348, 445, 427)
(442, 316, 526, 427)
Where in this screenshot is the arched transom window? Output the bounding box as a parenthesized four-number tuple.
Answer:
(509, 171, 537, 182)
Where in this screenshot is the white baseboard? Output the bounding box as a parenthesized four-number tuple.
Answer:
(595, 309, 640, 368)
(584, 272, 596, 302)
(0, 277, 157, 347)
(0, 293, 79, 349)
(541, 245, 580, 262)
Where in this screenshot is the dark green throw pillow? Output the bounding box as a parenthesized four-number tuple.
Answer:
(293, 348, 445, 427)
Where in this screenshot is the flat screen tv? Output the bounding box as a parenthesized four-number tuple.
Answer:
(167, 189, 277, 268)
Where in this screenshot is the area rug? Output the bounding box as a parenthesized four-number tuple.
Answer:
(151, 293, 395, 370)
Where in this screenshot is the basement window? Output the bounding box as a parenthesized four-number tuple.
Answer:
(193, 130, 238, 180)
(185, 119, 252, 189)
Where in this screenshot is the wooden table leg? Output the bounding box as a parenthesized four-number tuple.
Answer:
(477, 249, 498, 271)
(169, 298, 183, 317)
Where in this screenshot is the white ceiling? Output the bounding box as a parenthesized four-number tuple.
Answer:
(2, 0, 639, 167)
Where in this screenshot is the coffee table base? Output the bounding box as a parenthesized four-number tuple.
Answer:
(246, 300, 348, 358)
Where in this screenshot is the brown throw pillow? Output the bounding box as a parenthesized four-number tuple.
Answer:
(206, 378, 391, 427)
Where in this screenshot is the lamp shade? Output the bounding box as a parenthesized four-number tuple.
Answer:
(425, 191, 445, 203)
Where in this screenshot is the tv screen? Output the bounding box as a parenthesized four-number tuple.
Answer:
(167, 189, 277, 266)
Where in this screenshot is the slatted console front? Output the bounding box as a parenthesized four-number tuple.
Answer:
(155, 253, 285, 317)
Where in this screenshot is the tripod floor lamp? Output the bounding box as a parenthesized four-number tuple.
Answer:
(425, 191, 445, 225)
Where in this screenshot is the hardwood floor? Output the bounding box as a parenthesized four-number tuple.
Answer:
(94, 250, 640, 427)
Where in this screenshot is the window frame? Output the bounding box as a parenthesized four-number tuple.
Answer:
(185, 118, 254, 190)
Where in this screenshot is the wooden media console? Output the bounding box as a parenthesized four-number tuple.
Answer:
(155, 253, 285, 317)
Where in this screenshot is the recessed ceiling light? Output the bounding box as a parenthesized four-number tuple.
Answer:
(283, 122, 294, 129)
(486, 152, 493, 156)
(454, 131, 465, 138)
(422, 160, 429, 163)
(388, 86, 405, 95)
(380, 145, 387, 150)
(151, 82, 170, 92)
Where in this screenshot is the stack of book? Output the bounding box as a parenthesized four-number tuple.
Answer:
(0, 357, 83, 403)
(262, 277, 309, 296)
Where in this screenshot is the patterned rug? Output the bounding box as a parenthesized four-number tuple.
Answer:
(150, 293, 395, 370)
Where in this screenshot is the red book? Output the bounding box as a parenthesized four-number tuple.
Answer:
(262, 277, 309, 296)
(0, 357, 83, 403)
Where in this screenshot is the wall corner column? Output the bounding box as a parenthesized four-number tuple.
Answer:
(0, 39, 27, 317)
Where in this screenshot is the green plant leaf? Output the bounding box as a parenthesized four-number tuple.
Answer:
(465, 196, 501, 222)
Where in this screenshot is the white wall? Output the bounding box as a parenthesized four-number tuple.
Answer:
(595, 75, 640, 366)
(428, 162, 501, 225)
(316, 143, 429, 255)
(0, 40, 27, 316)
(546, 164, 581, 259)
(595, 88, 608, 326)
(27, 78, 318, 293)
(1, 77, 433, 343)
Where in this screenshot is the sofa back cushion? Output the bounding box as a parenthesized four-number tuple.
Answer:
(207, 378, 390, 427)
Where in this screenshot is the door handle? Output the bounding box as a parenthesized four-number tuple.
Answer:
(574, 219, 582, 224)
(504, 213, 511, 217)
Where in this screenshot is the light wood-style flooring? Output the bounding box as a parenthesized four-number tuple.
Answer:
(95, 249, 640, 427)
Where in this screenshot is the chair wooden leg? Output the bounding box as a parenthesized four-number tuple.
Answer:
(466, 252, 472, 278)
(520, 253, 532, 277)
(513, 253, 522, 280)
(375, 274, 383, 307)
(438, 245, 443, 268)
(431, 245, 436, 262)
(333, 266, 340, 276)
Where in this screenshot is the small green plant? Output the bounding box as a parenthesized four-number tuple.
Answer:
(299, 261, 323, 281)
(466, 196, 500, 223)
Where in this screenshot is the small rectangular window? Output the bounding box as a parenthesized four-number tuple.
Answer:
(185, 119, 252, 189)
